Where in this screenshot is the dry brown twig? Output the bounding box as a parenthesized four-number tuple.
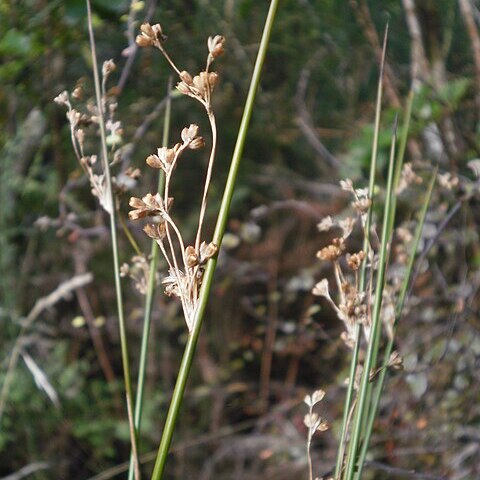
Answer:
(0, 273, 94, 423)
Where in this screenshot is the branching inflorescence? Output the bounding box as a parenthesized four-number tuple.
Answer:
(129, 23, 225, 332)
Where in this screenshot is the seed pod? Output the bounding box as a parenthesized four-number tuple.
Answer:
(185, 246, 199, 268)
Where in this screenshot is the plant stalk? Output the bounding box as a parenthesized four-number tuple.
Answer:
(353, 168, 437, 480)
(334, 24, 388, 479)
(149, 2, 280, 478)
(343, 117, 398, 480)
(127, 82, 172, 480)
(86, 1, 139, 478)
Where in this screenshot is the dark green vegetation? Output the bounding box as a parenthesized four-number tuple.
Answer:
(1, 1, 479, 479)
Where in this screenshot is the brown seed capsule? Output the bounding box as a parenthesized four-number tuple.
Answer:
(136, 34, 153, 48)
(179, 70, 193, 85)
(199, 241, 218, 264)
(189, 136, 205, 150)
(185, 246, 199, 268)
(140, 23, 155, 37)
(208, 72, 219, 91)
(143, 223, 166, 240)
(207, 35, 225, 58)
(146, 154, 162, 169)
(176, 81, 191, 96)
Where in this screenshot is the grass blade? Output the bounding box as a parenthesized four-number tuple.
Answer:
(353, 167, 437, 479)
(334, 23, 388, 479)
(343, 115, 398, 480)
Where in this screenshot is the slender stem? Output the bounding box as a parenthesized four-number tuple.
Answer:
(127, 83, 172, 480)
(85, 1, 139, 478)
(344, 118, 397, 480)
(194, 110, 217, 252)
(149, 2, 280, 478)
(119, 214, 143, 257)
(353, 169, 437, 480)
(307, 436, 313, 480)
(334, 24, 388, 480)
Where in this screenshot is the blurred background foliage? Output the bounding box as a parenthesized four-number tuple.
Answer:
(1, 0, 479, 479)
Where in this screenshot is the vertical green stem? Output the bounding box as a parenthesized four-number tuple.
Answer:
(149, 2, 280, 478)
(343, 119, 397, 480)
(334, 24, 388, 479)
(127, 82, 172, 480)
(353, 169, 437, 480)
(86, 0, 139, 476)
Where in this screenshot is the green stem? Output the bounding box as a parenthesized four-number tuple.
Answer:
(353, 168, 437, 480)
(343, 118, 397, 480)
(86, 0, 139, 476)
(149, 2, 280, 478)
(127, 82, 172, 480)
(334, 24, 388, 480)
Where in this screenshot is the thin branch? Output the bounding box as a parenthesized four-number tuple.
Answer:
(294, 67, 340, 170)
(0, 274, 93, 424)
(350, 0, 401, 107)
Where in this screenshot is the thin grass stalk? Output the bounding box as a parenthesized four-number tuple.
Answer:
(358, 91, 413, 436)
(353, 168, 437, 480)
(387, 87, 415, 241)
(358, 119, 399, 434)
(343, 118, 398, 480)
(334, 25, 388, 479)
(356, 90, 414, 440)
(149, 2, 280, 478)
(126, 82, 172, 480)
(85, 1, 139, 477)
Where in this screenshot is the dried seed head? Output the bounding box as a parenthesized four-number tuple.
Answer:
(353, 197, 371, 213)
(189, 136, 205, 150)
(137, 22, 165, 47)
(72, 86, 83, 100)
(397, 162, 423, 194)
(143, 222, 166, 241)
(316, 237, 346, 262)
(102, 59, 116, 77)
(179, 70, 193, 85)
(304, 389, 326, 407)
(140, 22, 155, 37)
(54, 90, 69, 106)
(312, 279, 330, 298)
(388, 350, 404, 370)
(346, 251, 366, 271)
(75, 129, 85, 148)
(317, 216, 334, 231)
(151, 23, 166, 42)
(438, 172, 459, 190)
(136, 33, 153, 47)
(128, 192, 165, 220)
(207, 35, 225, 59)
(146, 154, 162, 169)
(193, 72, 208, 97)
(178, 82, 191, 97)
(208, 72, 219, 91)
(181, 124, 200, 144)
(199, 241, 218, 264)
(185, 245, 199, 268)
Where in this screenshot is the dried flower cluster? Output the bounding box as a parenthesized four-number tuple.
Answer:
(304, 389, 328, 480)
(312, 180, 372, 347)
(54, 61, 138, 214)
(129, 23, 225, 331)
